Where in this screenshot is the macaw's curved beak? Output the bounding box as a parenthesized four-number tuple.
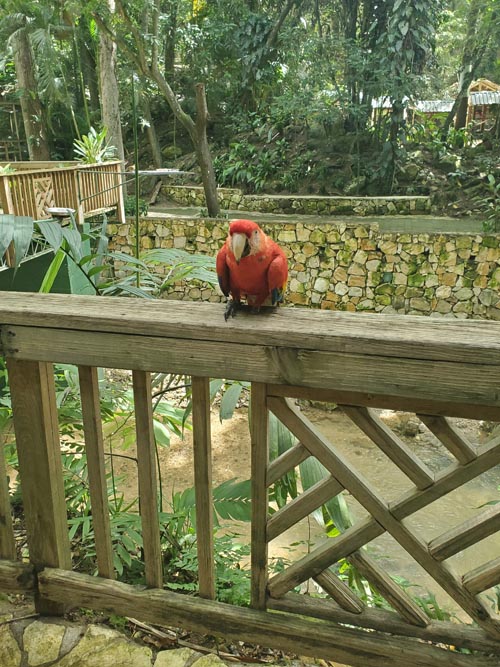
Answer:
(231, 233, 249, 264)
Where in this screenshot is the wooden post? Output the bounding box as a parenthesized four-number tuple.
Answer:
(191, 376, 215, 599)
(0, 437, 16, 560)
(78, 366, 114, 579)
(132, 370, 163, 588)
(250, 382, 269, 610)
(7, 359, 71, 614)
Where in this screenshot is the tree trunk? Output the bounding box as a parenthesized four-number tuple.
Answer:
(98, 1, 125, 162)
(12, 31, 50, 161)
(193, 83, 219, 217)
(142, 98, 163, 169)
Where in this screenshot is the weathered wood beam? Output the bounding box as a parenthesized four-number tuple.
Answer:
(7, 359, 71, 615)
(0, 559, 35, 592)
(267, 476, 343, 542)
(38, 568, 500, 667)
(417, 414, 477, 464)
(191, 376, 215, 600)
(314, 568, 364, 614)
(0, 292, 499, 419)
(341, 406, 434, 489)
(78, 365, 114, 580)
(132, 370, 163, 589)
(268, 592, 500, 656)
(463, 557, 500, 595)
(348, 550, 429, 627)
(266, 442, 310, 486)
(250, 383, 269, 611)
(429, 505, 500, 562)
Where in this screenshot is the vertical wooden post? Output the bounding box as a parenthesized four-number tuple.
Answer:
(78, 366, 114, 579)
(132, 370, 163, 588)
(250, 382, 269, 610)
(7, 360, 71, 614)
(115, 161, 126, 224)
(0, 438, 16, 560)
(191, 376, 215, 599)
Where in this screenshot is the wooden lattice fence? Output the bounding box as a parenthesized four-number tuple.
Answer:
(0, 292, 499, 667)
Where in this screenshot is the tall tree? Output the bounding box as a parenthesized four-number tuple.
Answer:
(92, 0, 220, 216)
(98, 0, 125, 162)
(0, 4, 52, 160)
(442, 0, 500, 135)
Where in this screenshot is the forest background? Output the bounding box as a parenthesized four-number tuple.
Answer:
(0, 0, 499, 220)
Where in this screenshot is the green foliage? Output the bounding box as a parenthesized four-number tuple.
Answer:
(74, 126, 117, 164)
(483, 173, 500, 232)
(124, 195, 149, 217)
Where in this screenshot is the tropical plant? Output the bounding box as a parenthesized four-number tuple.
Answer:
(73, 126, 117, 163)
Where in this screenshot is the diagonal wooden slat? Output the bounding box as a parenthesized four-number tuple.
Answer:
(314, 568, 364, 614)
(391, 432, 500, 519)
(417, 414, 477, 464)
(341, 406, 434, 489)
(463, 557, 500, 595)
(267, 442, 310, 486)
(78, 365, 114, 580)
(429, 505, 500, 562)
(268, 435, 500, 599)
(267, 476, 343, 542)
(347, 550, 429, 627)
(132, 370, 163, 589)
(268, 396, 500, 639)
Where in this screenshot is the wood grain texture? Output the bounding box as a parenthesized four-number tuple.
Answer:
(78, 366, 114, 579)
(0, 433, 16, 560)
(429, 505, 500, 561)
(0, 559, 35, 592)
(314, 568, 364, 614)
(191, 376, 215, 600)
(7, 359, 71, 614)
(463, 557, 500, 595)
(418, 414, 477, 464)
(251, 383, 269, 610)
(132, 371, 163, 588)
(268, 592, 500, 656)
(39, 568, 500, 667)
(341, 406, 434, 489)
(348, 550, 429, 627)
(3, 324, 500, 419)
(267, 396, 500, 639)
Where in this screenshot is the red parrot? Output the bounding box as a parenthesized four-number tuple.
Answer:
(216, 219, 288, 320)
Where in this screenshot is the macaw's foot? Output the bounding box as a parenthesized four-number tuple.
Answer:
(224, 299, 240, 321)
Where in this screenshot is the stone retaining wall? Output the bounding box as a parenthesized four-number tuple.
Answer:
(161, 185, 431, 216)
(107, 217, 500, 320)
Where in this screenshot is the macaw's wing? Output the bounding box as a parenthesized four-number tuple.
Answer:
(216, 244, 231, 297)
(267, 251, 288, 305)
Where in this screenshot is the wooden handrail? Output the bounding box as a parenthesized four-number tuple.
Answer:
(1, 292, 500, 665)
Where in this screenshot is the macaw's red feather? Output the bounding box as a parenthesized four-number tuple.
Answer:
(216, 219, 288, 309)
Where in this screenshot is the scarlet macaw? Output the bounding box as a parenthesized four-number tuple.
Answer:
(216, 219, 288, 320)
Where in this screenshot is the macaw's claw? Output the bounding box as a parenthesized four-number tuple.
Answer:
(224, 299, 240, 321)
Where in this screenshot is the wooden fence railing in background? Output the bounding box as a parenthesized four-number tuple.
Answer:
(0, 161, 125, 225)
(0, 292, 500, 667)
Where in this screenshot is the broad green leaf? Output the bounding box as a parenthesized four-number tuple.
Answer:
(37, 220, 63, 252)
(0, 215, 14, 260)
(12, 216, 34, 268)
(62, 228, 83, 261)
(219, 382, 245, 421)
(153, 418, 171, 447)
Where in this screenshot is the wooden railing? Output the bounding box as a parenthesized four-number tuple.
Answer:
(0, 161, 125, 225)
(0, 292, 500, 667)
